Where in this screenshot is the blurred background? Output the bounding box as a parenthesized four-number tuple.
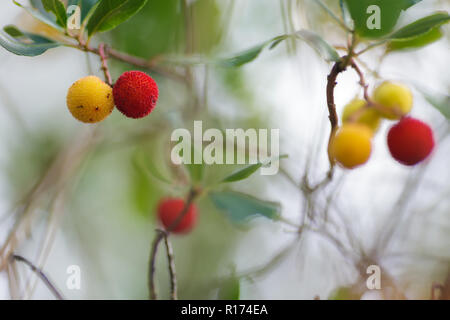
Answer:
(0, 0, 449, 299)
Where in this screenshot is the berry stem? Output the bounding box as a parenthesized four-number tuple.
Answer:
(349, 60, 404, 120)
(350, 60, 370, 102)
(98, 43, 113, 86)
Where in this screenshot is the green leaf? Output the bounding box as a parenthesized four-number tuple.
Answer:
(339, 0, 352, 29)
(388, 27, 443, 51)
(218, 278, 240, 300)
(222, 163, 263, 183)
(210, 191, 280, 224)
(421, 90, 450, 120)
(3, 25, 23, 37)
(313, 0, 350, 31)
(30, 0, 54, 18)
(185, 146, 204, 184)
(387, 12, 450, 40)
(86, 0, 148, 37)
(295, 30, 340, 62)
(3, 24, 53, 43)
(329, 286, 362, 300)
(132, 150, 173, 185)
(221, 155, 288, 183)
(0, 25, 60, 56)
(42, 0, 67, 28)
(14, 0, 63, 31)
(68, 0, 99, 22)
(219, 35, 289, 68)
(219, 29, 340, 68)
(345, 0, 423, 38)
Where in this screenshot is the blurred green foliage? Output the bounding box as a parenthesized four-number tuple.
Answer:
(5, 130, 63, 201)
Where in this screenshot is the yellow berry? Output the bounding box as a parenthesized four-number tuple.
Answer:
(67, 76, 114, 123)
(342, 99, 381, 132)
(330, 124, 373, 169)
(372, 81, 413, 120)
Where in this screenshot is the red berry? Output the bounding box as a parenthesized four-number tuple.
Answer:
(387, 117, 435, 166)
(157, 198, 197, 234)
(113, 71, 158, 119)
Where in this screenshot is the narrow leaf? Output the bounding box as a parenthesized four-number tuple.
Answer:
(219, 35, 289, 68)
(185, 146, 204, 184)
(219, 29, 339, 68)
(30, 0, 54, 19)
(295, 30, 340, 62)
(42, 0, 67, 28)
(222, 163, 262, 183)
(13, 0, 63, 31)
(133, 151, 173, 185)
(344, 0, 423, 38)
(422, 90, 450, 120)
(388, 27, 443, 51)
(219, 42, 270, 68)
(68, 0, 100, 22)
(4, 25, 23, 37)
(221, 155, 287, 183)
(218, 278, 240, 300)
(0, 25, 60, 56)
(86, 0, 148, 37)
(210, 191, 280, 223)
(387, 12, 450, 40)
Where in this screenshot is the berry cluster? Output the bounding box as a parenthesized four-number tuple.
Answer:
(66, 71, 159, 123)
(331, 82, 435, 169)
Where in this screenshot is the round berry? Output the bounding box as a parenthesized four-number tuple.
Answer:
(342, 98, 382, 132)
(157, 198, 197, 234)
(330, 124, 373, 169)
(387, 117, 435, 166)
(113, 71, 159, 119)
(373, 81, 413, 120)
(66, 76, 114, 123)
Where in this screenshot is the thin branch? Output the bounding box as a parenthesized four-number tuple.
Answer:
(163, 233, 177, 300)
(350, 59, 370, 101)
(67, 43, 186, 83)
(148, 231, 164, 300)
(356, 40, 387, 56)
(12, 254, 64, 300)
(148, 188, 199, 300)
(98, 43, 113, 86)
(325, 60, 347, 167)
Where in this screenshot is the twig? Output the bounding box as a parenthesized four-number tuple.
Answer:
(350, 59, 370, 101)
(68, 43, 186, 82)
(98, 43, 113, 86)
(148, 188, 199, 300)
(163, 233, 177, 300)
(12, 254, 64, 300)
(325, 60, 347, 168)
(356, 40, 387, 56)
(148, 231, 164, 300)
(305, 57, 349, 192)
